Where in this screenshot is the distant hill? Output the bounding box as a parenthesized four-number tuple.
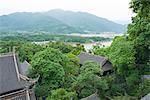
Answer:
(0, 12, 80, 33)
(45, 9, 126, 33)
(0, 9, 126, 33)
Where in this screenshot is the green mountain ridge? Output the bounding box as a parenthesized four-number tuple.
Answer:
(45, 9, 126, 33)
(0, 12, 80, 33)
(0, 9, 127, 33)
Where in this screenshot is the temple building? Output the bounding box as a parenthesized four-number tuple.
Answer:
(0, 52, 36, 100)
(78, 52, 113, 75)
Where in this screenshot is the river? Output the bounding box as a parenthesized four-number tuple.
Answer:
(33, 33, 123, 50)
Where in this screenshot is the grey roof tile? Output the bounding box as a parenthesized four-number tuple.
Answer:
(78, 52, 107, 66)
(78, 52, 112, 72)
(0, 53, 28, 95)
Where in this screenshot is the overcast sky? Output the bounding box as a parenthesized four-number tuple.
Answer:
(0, 0, 134, 23)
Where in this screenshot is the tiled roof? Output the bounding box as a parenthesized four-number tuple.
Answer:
(79, 52, 107, 66)
(0, 53, 30, 95)
(78, 52, 112, 71)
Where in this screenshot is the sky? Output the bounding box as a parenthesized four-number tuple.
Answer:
(0, 0, 134, 24)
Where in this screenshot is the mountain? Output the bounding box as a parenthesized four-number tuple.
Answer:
(44, 9, 126, 33)
(0, 9, 126, 33)
(0, 12, 80, 33)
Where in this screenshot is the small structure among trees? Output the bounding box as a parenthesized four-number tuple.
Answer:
(0, 52, 36, 100)
(78, 52, 113, 75)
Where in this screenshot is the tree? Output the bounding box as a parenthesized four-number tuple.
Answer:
(128, 0, 150, 65)
(18, 43, 43, 62)
(73, 61, 108, 98)
(109, 36, 136, 75)
(47, 88, 77, 100)
(108, 36, 140, 95)
(0, 40, 24, 53)
(91, 45, 109, 57)
(63, 53, 80, 89)
(47, 42, 74, 53)
(71, 44, 86, 55)
(0, 40, 43, 62)
(112, 95, 136, 100)
(30, 48, 67, 97)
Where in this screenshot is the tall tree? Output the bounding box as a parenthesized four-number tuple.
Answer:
(73, 61, 108, 98)
(108, 36, 140, 95)
(128, 0, 150, 65)
(47, 88, 77, 100)
(30, 48, 67, 98)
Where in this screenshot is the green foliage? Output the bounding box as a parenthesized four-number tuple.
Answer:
(109, 36, 136, 75)
(0, 40, 43, 62)
(47, 42, 85, 55)
(18, 43, 43, 62)
(108, 36, 142, 96)
(47, 88, 77, 100)
(30, 48, 67, 97)
(132, 79, 150, 98)
(71, 44, 86, 55)
(112, 95, 136, 100)
(66, 53, 80, 75)
(0, 40, 24, 53)
(80, 61, 102, 74)
(73, 61, 108, 98)
(92, 45, 109, 57)
(128, 0, 150, 64)
(1, 32, 110, 44)
(106, 1, 150, 98)
(47, 42, 74, 53)
(63, 53, 80, 89)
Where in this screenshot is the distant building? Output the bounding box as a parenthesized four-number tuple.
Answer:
(0, 53, 36, 100)
(78, 52, 113, 75)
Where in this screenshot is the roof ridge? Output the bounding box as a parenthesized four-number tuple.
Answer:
(13, 52, 20, 81)
(80, 52, 107, 59)
(0, 52, 14, 57)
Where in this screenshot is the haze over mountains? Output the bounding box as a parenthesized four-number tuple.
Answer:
(0, 9, 127, 34)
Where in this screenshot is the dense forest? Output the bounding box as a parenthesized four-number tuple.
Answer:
(0, 0, 149, 100)
(0, 32, 110, 43)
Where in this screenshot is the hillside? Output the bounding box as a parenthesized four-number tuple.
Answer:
(45, 9, 126, 33)
(0, 10, 126, 33)
(0, 12, 80, 33)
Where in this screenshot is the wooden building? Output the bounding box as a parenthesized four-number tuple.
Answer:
(0, 53, 36, 100)
(78, 52, 113, 75)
